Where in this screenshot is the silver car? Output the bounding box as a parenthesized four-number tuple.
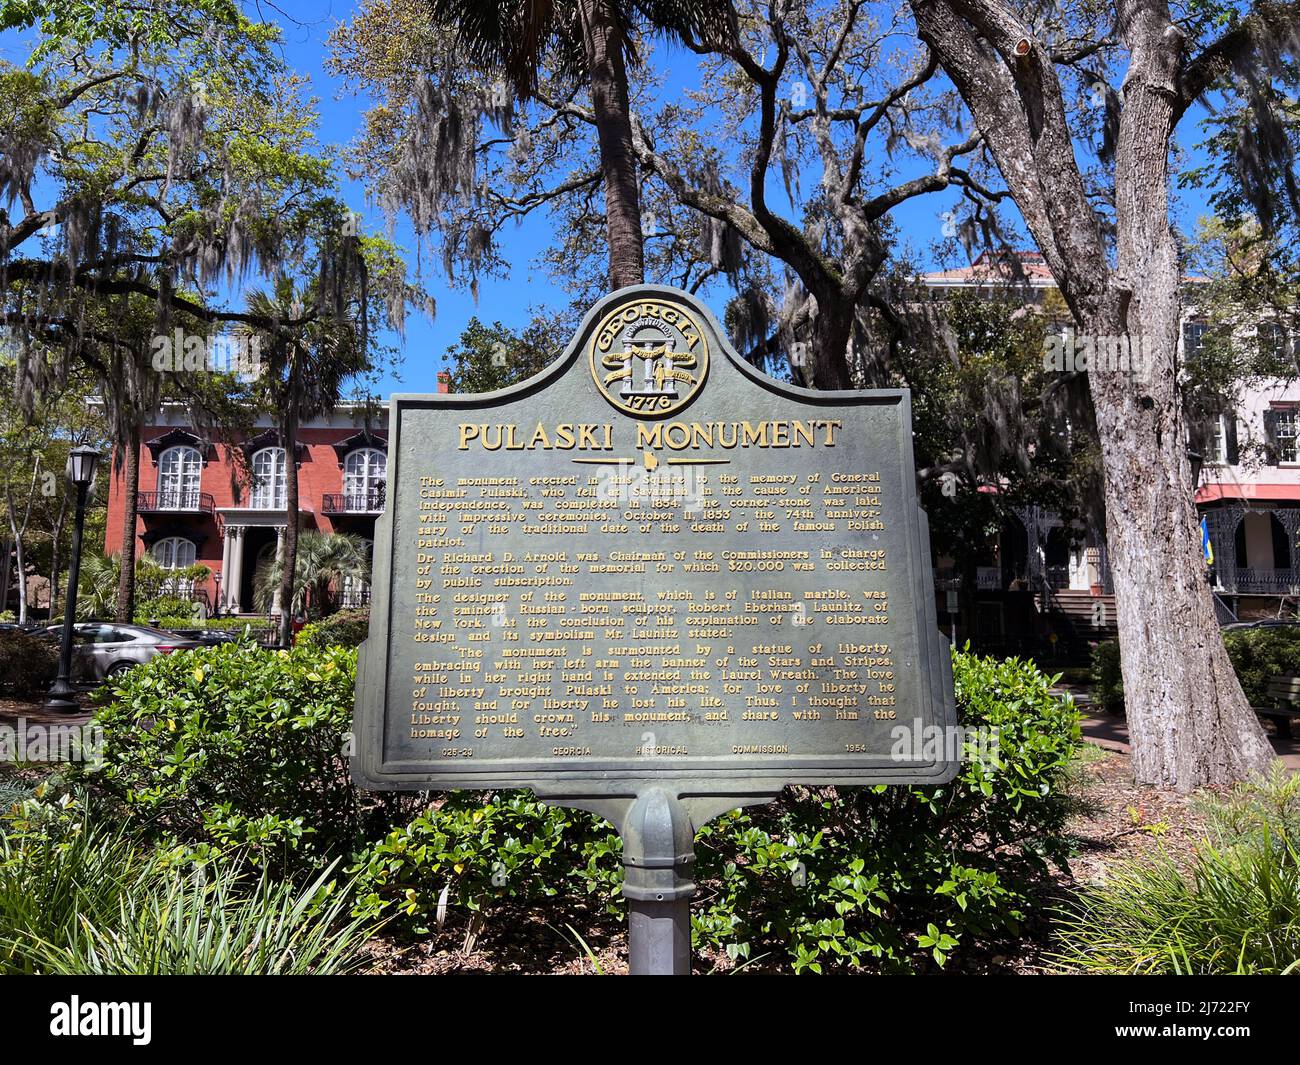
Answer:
(45, 622, 200, 683)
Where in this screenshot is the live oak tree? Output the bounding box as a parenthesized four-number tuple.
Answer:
(443, 315, 566, 393)
(901, 0, 1300, 788)
(332, 0, 1288, 786)
(414, 0, 736, 291)
(0, 0, 417, 621)
(330, 0, 998, 393)
(0, 356, 106, 618)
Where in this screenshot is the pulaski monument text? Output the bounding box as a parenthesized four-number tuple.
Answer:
(354, 286, 957, 795)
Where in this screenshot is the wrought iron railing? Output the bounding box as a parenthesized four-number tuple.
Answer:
(933, 566, 1005, 591)
(1232, 567, 1300, 595)
(138, 489, 215, 513)
(322, 484, 386, 514)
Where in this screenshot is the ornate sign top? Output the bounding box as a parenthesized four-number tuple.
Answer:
(589, 296, 709, 417)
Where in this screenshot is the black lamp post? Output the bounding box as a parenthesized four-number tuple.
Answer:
(47, 445, 101, 713)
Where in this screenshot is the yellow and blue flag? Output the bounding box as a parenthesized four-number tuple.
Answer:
(1200, 517, 1213, 565)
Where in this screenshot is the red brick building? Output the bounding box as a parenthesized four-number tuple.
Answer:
(104, 378, 448, 615)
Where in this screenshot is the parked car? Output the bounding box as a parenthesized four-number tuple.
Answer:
(42, 622, 200, 683)
(0, 621, 46, 634)
(1222, 619, 1300, 632)
(169, 628, 241, 647)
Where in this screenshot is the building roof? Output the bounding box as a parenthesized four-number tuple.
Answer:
(920, 250, 1056, 287)
(1197, 483, 1300, 504)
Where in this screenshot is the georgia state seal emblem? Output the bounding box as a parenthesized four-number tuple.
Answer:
(589, 296, 709, 417)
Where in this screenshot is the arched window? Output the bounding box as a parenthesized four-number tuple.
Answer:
(251, 447, 287, 509)
(152, 536, 197, 596)
(343, 448, 386, 511)
(158, 445, 202, 509)
(152, 536, 197, 569)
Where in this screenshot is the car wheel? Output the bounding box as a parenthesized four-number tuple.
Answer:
(105, 661, 135, 678)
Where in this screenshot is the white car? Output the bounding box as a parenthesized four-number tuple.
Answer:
(44, 623, 200, 683)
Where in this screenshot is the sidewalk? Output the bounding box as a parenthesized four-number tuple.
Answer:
(1049, 681, 1300, 770)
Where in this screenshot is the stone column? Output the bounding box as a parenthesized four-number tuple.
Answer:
(270, 526, 286, 615)
(224, 526, 244, 613)
(219, 526, 232, 613)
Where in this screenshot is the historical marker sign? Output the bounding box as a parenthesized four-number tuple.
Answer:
(353, 286, 957, 796)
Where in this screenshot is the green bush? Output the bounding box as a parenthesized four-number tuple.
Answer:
(135, 595, 202, 624)
(76, 640, 1080, 972)
(0, 630, 57, 695)
(296, 610, 370, 650)
(1090, 639, 1125, 713)
(688, 651, 1081, 972)
(1054, 765, 1300, 974)
(349, 791, 624, 932)
(351, 650, 1082, 972)
(81, 641, 410, 873)
(0, 804, 375, 975)
(1223, 626, 1300, 706)
(1094, 626, 1300, 711)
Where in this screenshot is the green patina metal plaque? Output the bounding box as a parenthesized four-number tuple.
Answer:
(353, 286, 958, 795)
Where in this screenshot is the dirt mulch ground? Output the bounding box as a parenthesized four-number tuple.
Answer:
(0, 694, 94, 724)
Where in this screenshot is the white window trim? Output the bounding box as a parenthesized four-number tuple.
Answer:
(250, 446, 288, 509)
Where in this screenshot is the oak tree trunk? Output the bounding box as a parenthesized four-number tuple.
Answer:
(48, 492, 68, 618)
(579, 0, 645, 291)
(908, 0, 1275, 789)
(6, 488, 27, 626)
(115, 425, 141, 622)
(1097, 10, 1272, 788)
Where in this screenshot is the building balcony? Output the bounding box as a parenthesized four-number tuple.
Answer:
(322, 485, 386, 515)
(138, 490, 215, 515)
(1224, 567, 1300, 595)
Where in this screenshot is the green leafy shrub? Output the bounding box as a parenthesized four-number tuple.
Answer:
(77, 638, 1079, 971)
(350, 791, 624, 932)
(1054, 765, 1300, 974)
(135, 595, 202, 624)
(296, 610, 370, 650)
(82, 641, 411, 872)
(1094, 627, 1300, 712)
(689, 651, 1081, 972)
(0, 805, 375, 975)
(0, 630, 57, 694)
(1090, 639, 1125, 713)
(1223, 626, 1300, 706)
(1199, 762, 1300, 844)
(352, 650, 1081, 972)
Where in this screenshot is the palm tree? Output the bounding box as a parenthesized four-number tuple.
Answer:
(425, 0, 734, 291)
(252, 531, 371, 619)
(243, 272, 370, 647)
(74, 553, 120, 620)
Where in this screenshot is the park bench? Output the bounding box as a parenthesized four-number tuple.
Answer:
(1256, 676, 1300, 739)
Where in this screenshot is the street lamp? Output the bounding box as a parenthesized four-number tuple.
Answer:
(47, 445, 101, 713)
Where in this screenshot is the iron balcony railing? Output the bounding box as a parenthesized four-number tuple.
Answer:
(322, 484, 386, 515)
(138, 489, 215, 514)
(1227, 567, 1300, 595)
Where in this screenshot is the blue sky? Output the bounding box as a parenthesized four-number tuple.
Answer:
(5, 1, 1220, 398)
(262, 1, 1218, 398)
